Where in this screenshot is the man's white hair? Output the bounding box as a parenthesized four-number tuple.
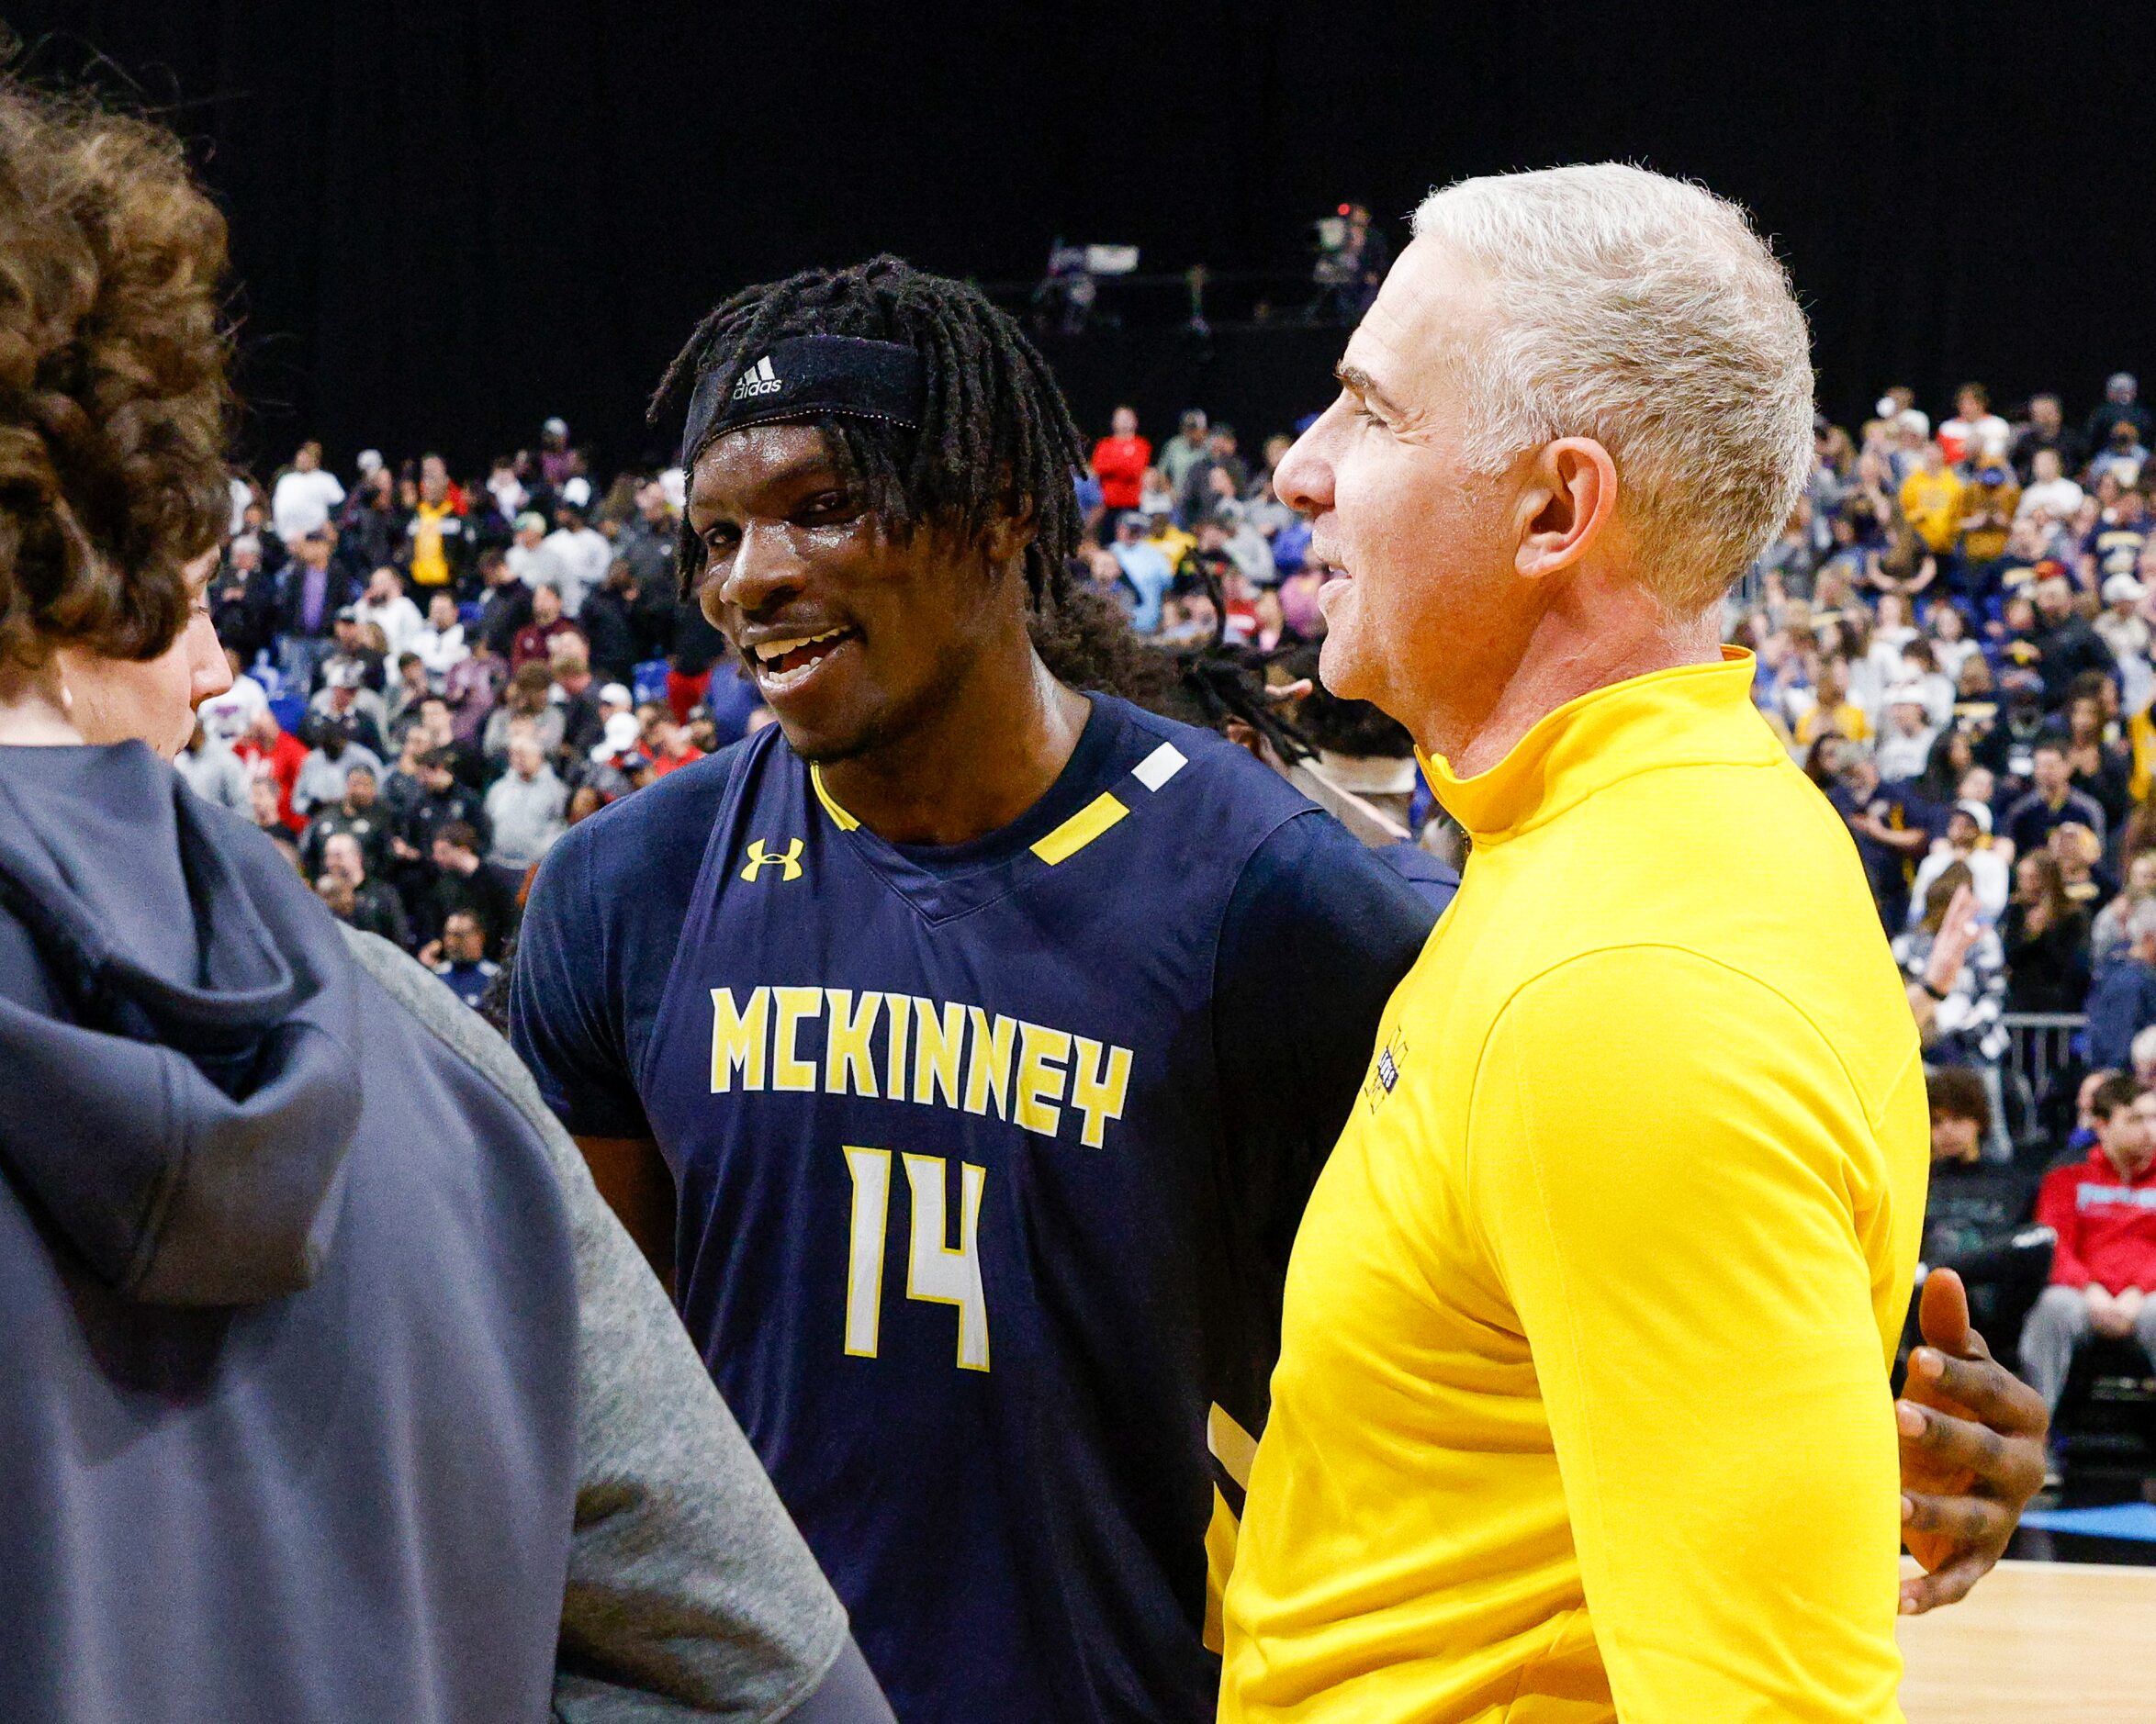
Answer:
(1410, 162, 1814, 616)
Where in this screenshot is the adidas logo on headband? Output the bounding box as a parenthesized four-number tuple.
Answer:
(732, 355, 782, 401)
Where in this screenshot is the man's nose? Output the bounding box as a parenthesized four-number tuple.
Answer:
(716, 521, 804, 620)
(1273, 405, 1342, 518)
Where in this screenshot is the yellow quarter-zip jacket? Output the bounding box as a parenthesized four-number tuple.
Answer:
(1220, 650, 1926, 1723)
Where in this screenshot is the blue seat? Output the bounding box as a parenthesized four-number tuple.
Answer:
(631, 658, 671, 707)
(268, 693, 308, 737)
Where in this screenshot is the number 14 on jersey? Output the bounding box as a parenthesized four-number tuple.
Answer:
(842, 1147, 991, 1371)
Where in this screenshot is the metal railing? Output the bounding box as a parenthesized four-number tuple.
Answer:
(1997, 1013, 2087, 1099)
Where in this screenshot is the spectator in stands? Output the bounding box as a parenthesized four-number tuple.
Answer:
(423, 820, 518, 954)
(2020, 1073, 2156, 1425)
(423, 909, 500, 1010)
(544, 502, 610, 618)
(579, 559, 642, 684)
(1107, 511, 1173, 633)
(486, 662, 567, 762)
(2093, 851, 2156, 970)
(1876, 684, 1937, 782)
(410, 590, 469, 688)
(233, 705, 308, 834)
(511, 579, 583, 670)
(274, 524, 357, 690)
(1937, 385, 2009, 465)
(1957, 450, 2018, 570)
(1897, 874, 2006, 1070)
(292, 720, 385, 820)
(400, 453, 471, 596)
(506, 509, 567, 607)
(320, 831, 410, 950)
(2018, 448, 2084, 522)
(484, 727, 567, 891)
(475, 544, 535, 658)
(2135, 1025, 2156, 1091)
(549, 633, 605, 759)
(2003, 849, 2093, 1013)
(2086, 901, 2156, 1069)
(197, 647, 269, 744)
(1911, 802, 2012, 924)
(2004, 741, 2109, 855)
(171, 717, 253, 815)
(308, 661, 387, 757)
(383, 651, 433, 742)
(270, 439, 346, 544)
(1157, 408, 1210, 499)
(337, 456, 400, 570)
(1915, 1068, 2042, 1345)
(1899, 439, 1965, 560)
(248, 778, 300, 868)
(645, 714, 706, 780)
(1091, 406, 1151, 530)
(2087, 421, 2148, 489)
(2084, 372, 2155, 454)
(298, 764, 390, 881)
(210, 531, 275, 666)
(354, 565, 424, 661)
(2014, 392, 2085, 481)
(1794, 653, 1870, 744)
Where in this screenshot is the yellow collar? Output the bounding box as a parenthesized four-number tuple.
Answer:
(1419, 648, 1777, 845)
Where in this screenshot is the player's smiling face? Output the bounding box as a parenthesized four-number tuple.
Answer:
(689, 421, 1012, 763)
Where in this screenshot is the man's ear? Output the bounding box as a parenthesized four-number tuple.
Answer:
(1513, 437, 1618, 581)
(983, 504, 1039, 568)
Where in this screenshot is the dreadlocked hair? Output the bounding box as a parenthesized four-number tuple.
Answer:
(652, 254, 1087, 609)
(1032, 561, 1316, 764)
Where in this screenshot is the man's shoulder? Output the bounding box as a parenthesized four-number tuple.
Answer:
(528, 740, 760, 931)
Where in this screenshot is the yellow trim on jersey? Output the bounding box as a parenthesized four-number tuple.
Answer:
(1207, 1402, 1259, 1491)
(1030, 792, 1129, 865)
(810, 763, 860, 832)
(1204, 1484, 1241, 1655)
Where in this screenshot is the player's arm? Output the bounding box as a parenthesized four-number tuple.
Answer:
(1468, 950, 1908, 1721)
(1212, 811, 1437, 1292)
(573, 1135, 676, 1287)
(511, 830, 679, 1284)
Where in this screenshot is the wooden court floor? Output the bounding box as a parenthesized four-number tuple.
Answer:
(1898, 1559, 2156, 1722)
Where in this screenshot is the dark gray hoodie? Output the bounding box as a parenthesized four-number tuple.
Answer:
(0, 741, 580, 1720)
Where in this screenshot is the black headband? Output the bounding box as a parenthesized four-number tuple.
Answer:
(679, 335, 927, 465)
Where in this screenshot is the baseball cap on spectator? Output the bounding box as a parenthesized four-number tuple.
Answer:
(327, 661, 365, 689)
(1896, 409, 1930, 437)
(1887, 683, 1927, 709)
(561, 476, 592, 510)
(591, 711, 644, 764)
(2104, 574, 2149, 604)
(355, 449, 384, 476)
(543, 417, 569, 439)
(598, 683, 633, 711)
(334, 604, 361, 623)
(1117, 510, 1148, 532)
(1954, 799, 1993, 834)
(515, 510, 546, 534)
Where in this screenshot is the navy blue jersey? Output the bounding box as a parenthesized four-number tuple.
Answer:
(512, 695, 1437, 1722)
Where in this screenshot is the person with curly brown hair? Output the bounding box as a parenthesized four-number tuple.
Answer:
(0, 73, 890, 1724)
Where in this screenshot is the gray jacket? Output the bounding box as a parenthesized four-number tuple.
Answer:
(342, 930, 854, 1720)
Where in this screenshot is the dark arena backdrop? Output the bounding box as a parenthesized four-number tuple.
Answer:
(10, 1, 2156, 473)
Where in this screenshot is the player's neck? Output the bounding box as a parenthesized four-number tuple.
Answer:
(817, 642, 1091, 848)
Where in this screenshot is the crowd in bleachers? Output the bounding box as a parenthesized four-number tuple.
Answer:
(193, 377, 2156, 1485)
(1719, 375, 2156, 1483)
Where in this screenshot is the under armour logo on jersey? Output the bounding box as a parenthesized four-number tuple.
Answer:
(731, 355, 781, 401)
(740, 838, 805, 882)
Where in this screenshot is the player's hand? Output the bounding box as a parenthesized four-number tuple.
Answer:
(1896, 1270, 2048, 1615)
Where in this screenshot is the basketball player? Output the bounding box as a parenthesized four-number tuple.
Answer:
(512, 259, 2044, 1721)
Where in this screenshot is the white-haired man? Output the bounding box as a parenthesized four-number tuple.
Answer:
(1218, 165, 2046, 1721)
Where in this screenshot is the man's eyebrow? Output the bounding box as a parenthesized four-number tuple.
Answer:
(1335, 362, 1403, 419)
(690, 450, 840, 521)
